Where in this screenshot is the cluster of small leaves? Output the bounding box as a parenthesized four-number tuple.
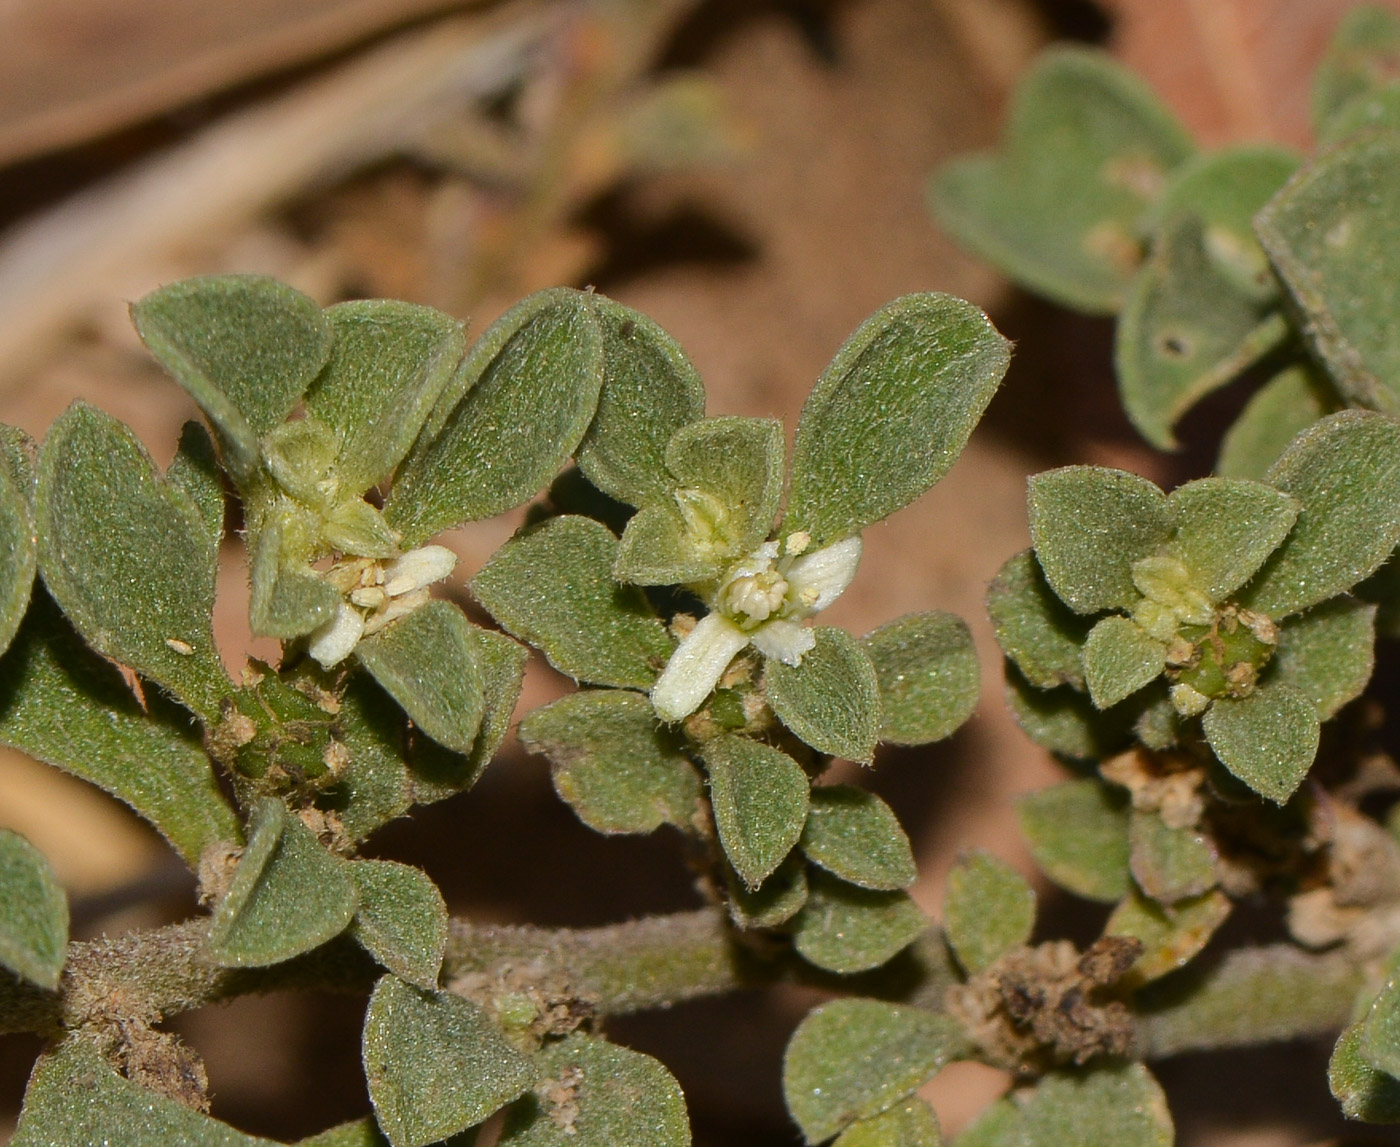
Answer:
(0, 265, 1028, 1145)
(927, 10, 1400, 481)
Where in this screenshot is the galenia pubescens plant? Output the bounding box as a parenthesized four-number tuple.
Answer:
(927, 4, 1400, 1138)
(0, 271, 1040, 1146)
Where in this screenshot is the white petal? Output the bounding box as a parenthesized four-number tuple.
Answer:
(383, 544, 457, 596)
(308, 602, 365, 668)
(650, 613, 751, 723)
(785, 535, 862, 616)
(750, 619, 816, 666)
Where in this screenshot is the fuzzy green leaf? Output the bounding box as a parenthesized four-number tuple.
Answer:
(1330, 1021, 1400, 1124)
(786, 293, 1009, 548)
(1004, 669, 1135, 760)
(929, 48, 1193, 313)
(12, 1038, 281, 1146)
(247, 521, 340, 640)
(1128, 810, 1216, 904)
(612, 503, 718, 586)
(1311, 6, 1400, 134)
(167, 421, 225, 542)
(1028, 466, 1170, 614)
(131, 275, 332, 478)
(1216, 364, 1338, 481)
(385, 289, 603, 544)
(1149, 144, 1299, 247)
(861, 611, 979, 745)
(575, 296, 706, 508)
(307, 300, 465, 495)
(987, 551, 1092, 690)
(943, 851, 1036, 974)
(472, 516, 672, 689)
(726, 853, 809, 929)
(1166, 477, 1299, 602)
(1256, 133, 1400, 411)
(954, 1098, 1022, 1147)
(1271, 597, 1376, 719)
(519, 690, 700, 835)
(765, 627, 881, 762)
(363, 975, 535, 1147)
(664, 416, 784, 554)
(355, 602, 485, 755)
(782, 997, 963, 1144)
(1018, 1063, 1172, 1147)
(0, 593, 240, 866)
(1018, 779, 1131, 902)
(0, 829, 67, 990)
(36, 402, 230, 721)
(702, 733, 809, 888)
(1117, 222, 1283, 451)
(0, 423, 35, 659)
(350, 860, 448, 992)
(1082, 616, 1165, 710)
(1362, 971, 1400, 1080)
(499, 1033, 690, 1146)
(832, 1100, 943, 1147)
(1239, 411, 1400, 617)
(1106, 887, 1232, 989)
(206, 797, 357, 967)
(792, 870, 928, 974)
(1202, 681, 1319, 804)
(800, 786, 916, 891)
(296, 1119, 395, 1146)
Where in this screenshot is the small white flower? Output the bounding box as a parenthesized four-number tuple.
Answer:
(307, 544, 458, 668)
(650, 535, 862, 722)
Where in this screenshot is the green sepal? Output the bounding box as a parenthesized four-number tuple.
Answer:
(792, 870, 927, 974)
(1028, 466, 1170, 614)
(1018, 779, 1131, 902)
(363, 974, 535, 1147)
(1216, 363, 1338, 481)
(1311, 6, 1400, 136)
(205, 797, 357, 967)
(929, 47, 1193, 313)
(11, 1038, 281, 1147)
(0, 829, 67, 990)
(1017, 1063, 1172, 1147)
(1201, 681, 1319, 804)
(800, 786, 917, 891)
(1270, 597, 1376, 719)
(167, 421, 225, 543)
(472, 516, 672, 689)
(1117, 220, 1283, 451)
(725, 853, 808, 929)
(518, 690, 701, 835)
(612, 503, 719, 586)
(663, 415, 784, 555)
(987, 551, 1091, 690)
(307, 300, 465, 495)
(832, 1100, 943, 1147)
(1082, 616, 1165, 710)
(1256, 133, 1400, 411)
(575, 296, 706, 508)
(0, 422, 35, 659)
(1238, 411, 1400, 617)
(1165, 476, 1299, 603)
(355, 602, 485, 755)
(1128, 809, 1216, 904)
(861, 611, 979, 745)
(131, 275, 332, 480)
(385, 289, 604, 545)
(765, 626, 881, 762)
(498, 1033, 690, 1146)
(701, 733, 809, 888)
(1106, 887, 1232, 988)
(349, 859, 448, 992)
(943, 851, 1036, 974)
(36, 402, 230, 721)
(1362, 971, 1400, 1080)
(1004, 667, 1135, 760)
(782, 997, 964, 1144)
(1330, 1021, 1400, 1124)
(0, 591, 240, 867)
(248, 520, 340, 640)
(786, 293, 1009, 548)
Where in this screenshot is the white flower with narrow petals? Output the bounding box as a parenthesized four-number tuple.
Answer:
(650, 533, 862, 722)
